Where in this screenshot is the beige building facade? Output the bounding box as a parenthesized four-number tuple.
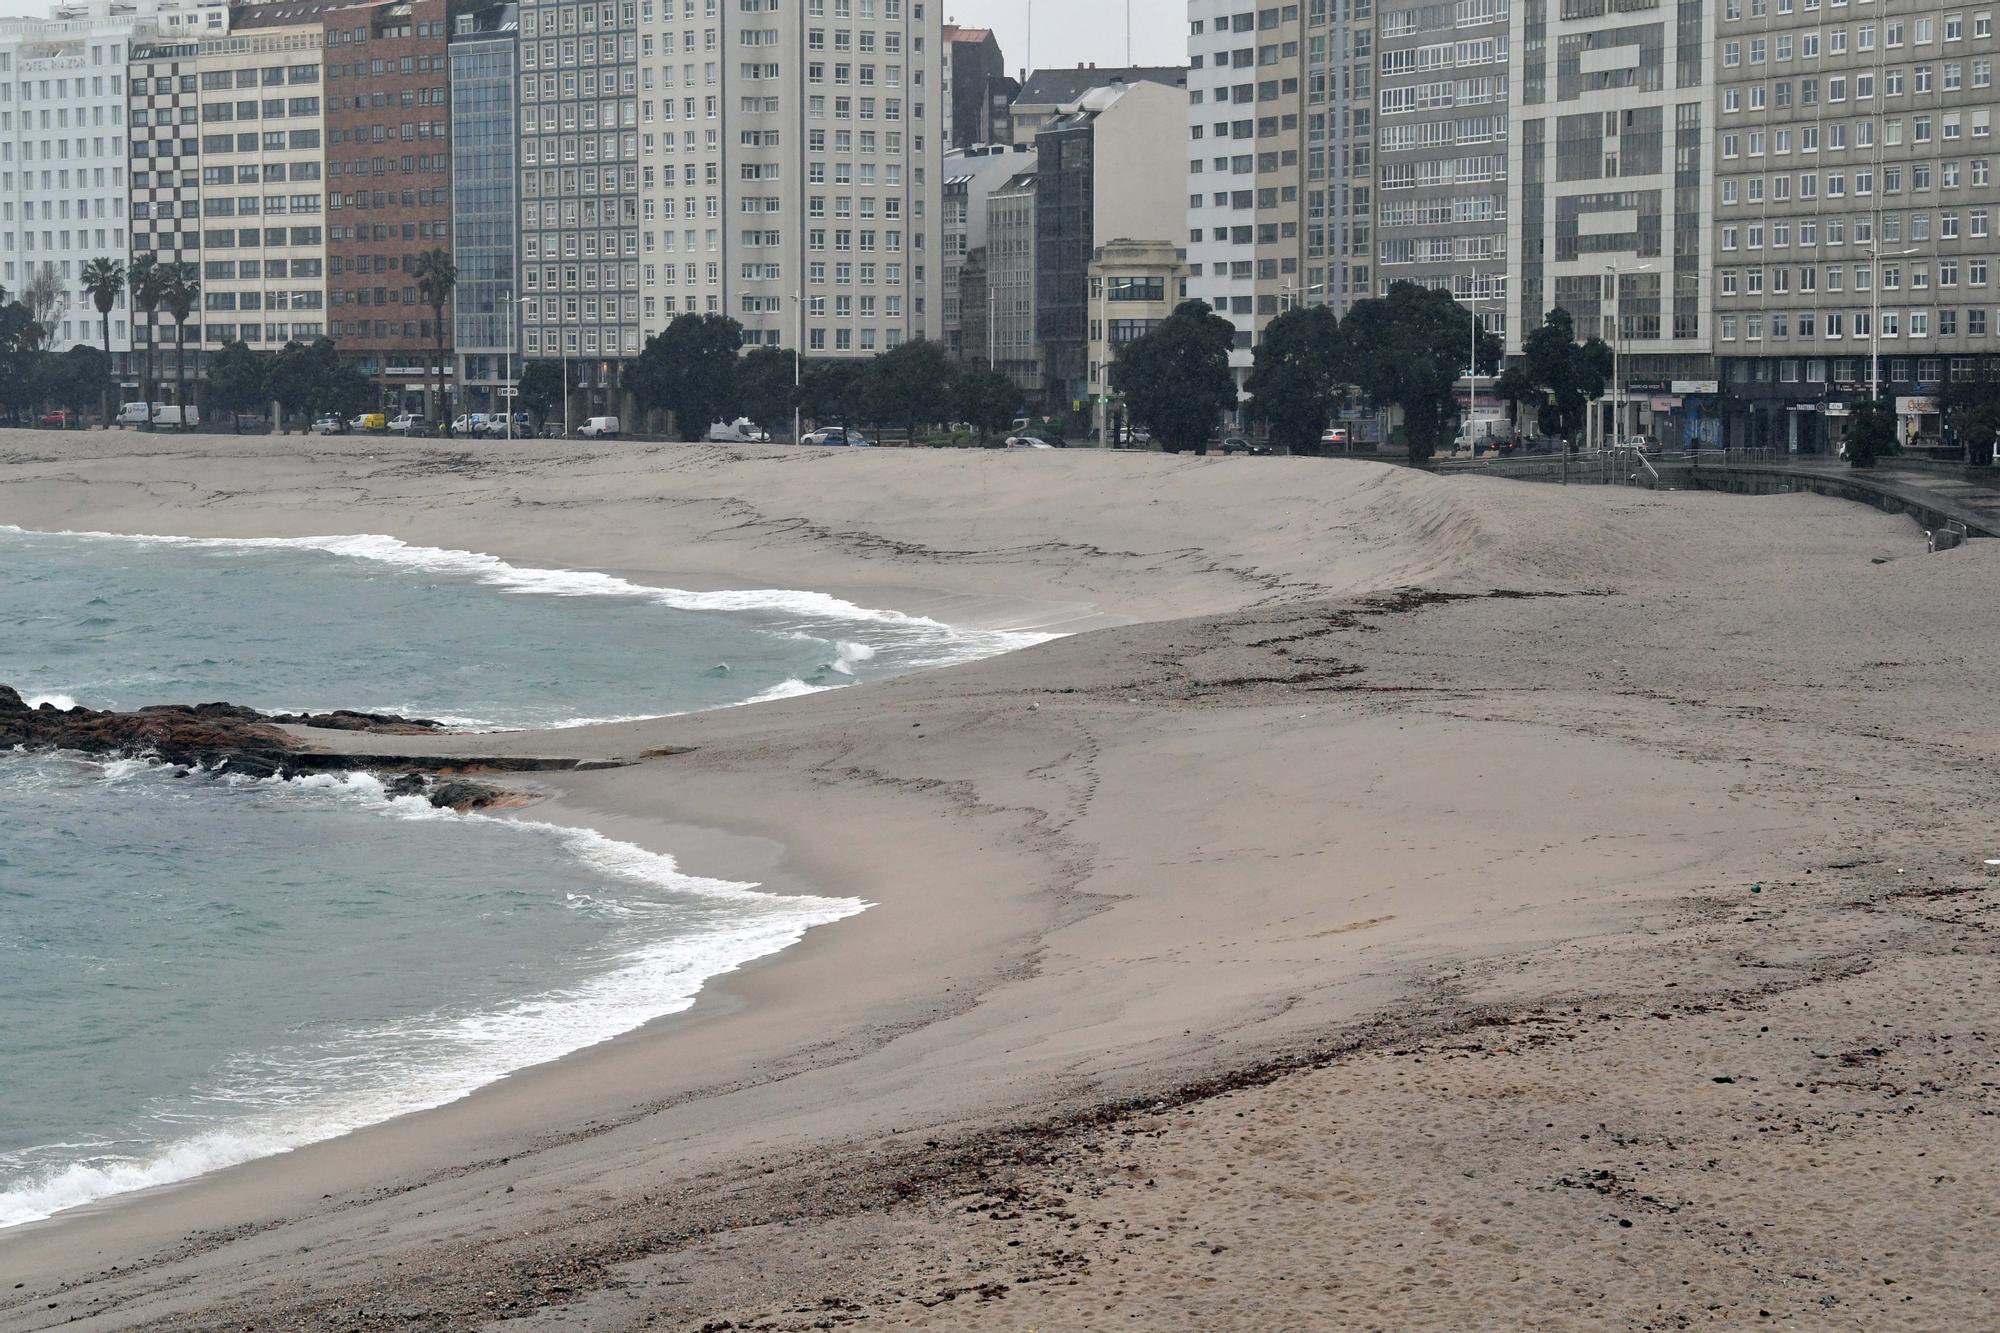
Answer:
(1087, 237, 1188, 438)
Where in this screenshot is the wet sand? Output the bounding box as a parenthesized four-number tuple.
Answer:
(0, 432, 1995, 1330)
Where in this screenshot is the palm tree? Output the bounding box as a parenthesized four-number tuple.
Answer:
(413, 248, 456, 433)
(158, 262, 199, 430)
(127, 254, 162, 411)
(81, 258, 126, 427)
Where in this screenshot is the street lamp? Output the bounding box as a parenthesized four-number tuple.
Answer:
(1861, 245, 1920, 401)
(791, 290, 803, 444)
(509, 294, 532, 441)
(1465, 271, 1493, 442)
(1603, 260, 1654, 444)
(1279, 279, 1326, 312)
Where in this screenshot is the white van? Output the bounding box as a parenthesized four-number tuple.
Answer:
(575, 415, 620, 438)
(116, 402, 155, 427)
(706, 417, 770, 443)
(151, 404, 200, 428)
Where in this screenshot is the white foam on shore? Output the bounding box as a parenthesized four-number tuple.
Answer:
(23, 693, 78, 711)
(1, 525, 1057, 657)
(0, 761, 866, 1230)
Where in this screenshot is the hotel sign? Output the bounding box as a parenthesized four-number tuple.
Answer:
(1670, 379, 1719, 395)
(20, 43, 85, 73)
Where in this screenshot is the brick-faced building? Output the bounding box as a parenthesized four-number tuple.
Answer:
(323, 0, 452, 416)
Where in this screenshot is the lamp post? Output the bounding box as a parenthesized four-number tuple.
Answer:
(791, 289, 803, 444)
(1278, 279, 1326, 312)
(1467, 272, 1486, 443)
(1603, 260, 1653, 444)
(509, 293, 529, 442)
(1862, 245, 1920, 401)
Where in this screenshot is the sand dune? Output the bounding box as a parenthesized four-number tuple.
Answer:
(0, 432, 1995, 1331)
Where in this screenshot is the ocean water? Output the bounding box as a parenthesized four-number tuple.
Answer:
(0, 526, 1038, 727)
(0, 527, 1046, 1228)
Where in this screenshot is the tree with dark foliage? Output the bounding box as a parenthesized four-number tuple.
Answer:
(1110, 299, 1236, 455)
(629, 314, 743, 440)
(1244, 304, 1342, 454)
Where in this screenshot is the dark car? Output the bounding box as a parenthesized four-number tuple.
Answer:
(1218, 435, 1273, 455)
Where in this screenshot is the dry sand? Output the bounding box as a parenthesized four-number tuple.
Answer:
(0, 431, 1996, 1331)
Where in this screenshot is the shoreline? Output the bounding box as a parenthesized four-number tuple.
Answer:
(2, 431, 1995, 1330)
(0, 534, 1086, 1244)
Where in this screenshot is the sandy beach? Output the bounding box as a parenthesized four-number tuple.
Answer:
(0, 431, 1996, 1331)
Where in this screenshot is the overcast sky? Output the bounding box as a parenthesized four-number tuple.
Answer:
(0, 0, 1188, 69)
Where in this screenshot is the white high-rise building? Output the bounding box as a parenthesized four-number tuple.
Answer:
(631, 0, 941, 357)
(0, 0, 229, 357)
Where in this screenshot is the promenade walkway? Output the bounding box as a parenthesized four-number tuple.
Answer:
(1436, 448, 2000, 538)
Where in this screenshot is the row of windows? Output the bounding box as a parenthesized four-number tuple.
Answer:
(1718, 309, 1992, 340)
(1723, 156, 1995, 205)
(203, 290, 323, 310)
(1721, 258, 1995, 295)
(1721, 212, 1993, 249)
(203, 259, 321, 279)
(1720, 112, 1993, 159)
(1723, 70, 1993, 111)
(1722, 1, 1991, 42)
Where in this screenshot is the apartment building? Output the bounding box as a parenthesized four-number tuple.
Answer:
(1086, 237, 1188, 435)
(1506, 0, 1715, 441)
(322, 0, 452, 411)
(941, 140, 1031, 356)
(1375, 0, 1507, 322)
(450, 1, 520, 412)
(1712, 0, 2000, 452)
(1009, 64, 1185, 141)
(1035, 78, 1189, 408)
(1186, 0, 1374, 401)
(956, 240, 988, 362)
(515, 0, 637, 411)
(187, 5, 330, 356)
(987, 165, 1039, 392)
(126, 3, 328, 389)
(940, 22, 1006, 147)
(1, 0, 227, 362)
(626, 0, 940, 367)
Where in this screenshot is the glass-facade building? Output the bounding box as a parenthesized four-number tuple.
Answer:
(450, 2, 519, 409)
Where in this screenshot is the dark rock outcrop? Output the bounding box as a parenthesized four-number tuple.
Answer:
(0, 685, 504, 809)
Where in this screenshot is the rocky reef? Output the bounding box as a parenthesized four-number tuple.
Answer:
(0, 685, 510, 811)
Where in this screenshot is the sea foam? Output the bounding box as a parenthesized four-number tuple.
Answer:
(0, 762, 866, 1230)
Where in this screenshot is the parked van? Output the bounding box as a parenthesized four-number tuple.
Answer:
(355, 412, 387, 433)
(575, 415, 620, 438)
(116, 402, 155, 427)
(151, 404, 200, 429)
(705, 417, 769, 443)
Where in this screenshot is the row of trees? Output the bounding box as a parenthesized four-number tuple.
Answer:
(1110, 282, 1618, 464)
(614, 312, 1023, 440)
(3, 247, 460, 429)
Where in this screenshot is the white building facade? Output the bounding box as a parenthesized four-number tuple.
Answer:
(0, 0, 228, 357)
(630, 0, 941, 360)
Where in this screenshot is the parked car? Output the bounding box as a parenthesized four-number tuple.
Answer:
(481, 413, 530, 437)
(574, 415, 621, 438)
(1319, 426, 1350, 450)
(37, 409, 73, 429)
(1004, 435, 1055, 449)
(1218, 435, 1272, 455)
(349, 413, 387, 433)
(450, 414, 485, 435)
(388, 412, 427, 435)
(706, 417, 771, 443)
(312, 415, 347, 435)
(804, 427, 872, 447)
(151, 404, 200, 429)
(116, 401, 155, 427)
